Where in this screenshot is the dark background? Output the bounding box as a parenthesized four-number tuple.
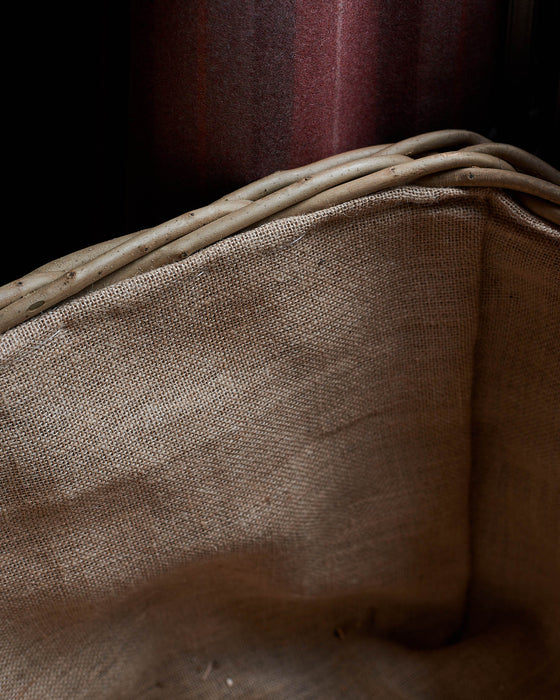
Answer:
(3, 0, 558, 286)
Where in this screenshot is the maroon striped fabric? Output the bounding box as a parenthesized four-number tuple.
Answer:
(126, 0, 504, 228)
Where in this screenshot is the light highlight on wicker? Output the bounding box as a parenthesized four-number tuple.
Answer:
(1, 129, 559, 333)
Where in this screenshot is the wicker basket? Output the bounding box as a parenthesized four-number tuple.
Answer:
(1, 130, 559, 698)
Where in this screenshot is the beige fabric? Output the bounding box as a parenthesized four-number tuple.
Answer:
(1, 186, 559, 698)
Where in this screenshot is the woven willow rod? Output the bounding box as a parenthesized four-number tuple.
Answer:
(1, 130, 559, 334)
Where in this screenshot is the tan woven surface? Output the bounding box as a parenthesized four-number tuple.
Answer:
(1, 186, 559, 697)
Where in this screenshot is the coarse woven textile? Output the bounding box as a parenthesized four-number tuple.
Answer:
(125, 0, 504, 225)
(1, 186, 559, 698)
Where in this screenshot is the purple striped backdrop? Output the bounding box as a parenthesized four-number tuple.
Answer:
(126, 0, 504, 229)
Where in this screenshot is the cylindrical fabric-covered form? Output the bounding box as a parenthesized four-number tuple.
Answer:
(1, 186, 559, 698)
(126, 0, 505, 224)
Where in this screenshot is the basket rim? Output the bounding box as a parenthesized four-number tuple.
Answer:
(1, 129, 559, 334)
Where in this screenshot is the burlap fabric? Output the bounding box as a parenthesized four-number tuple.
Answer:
(1, 186, 559, 698)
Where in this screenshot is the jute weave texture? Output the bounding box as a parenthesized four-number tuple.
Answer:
(1, 186, 559, 698)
